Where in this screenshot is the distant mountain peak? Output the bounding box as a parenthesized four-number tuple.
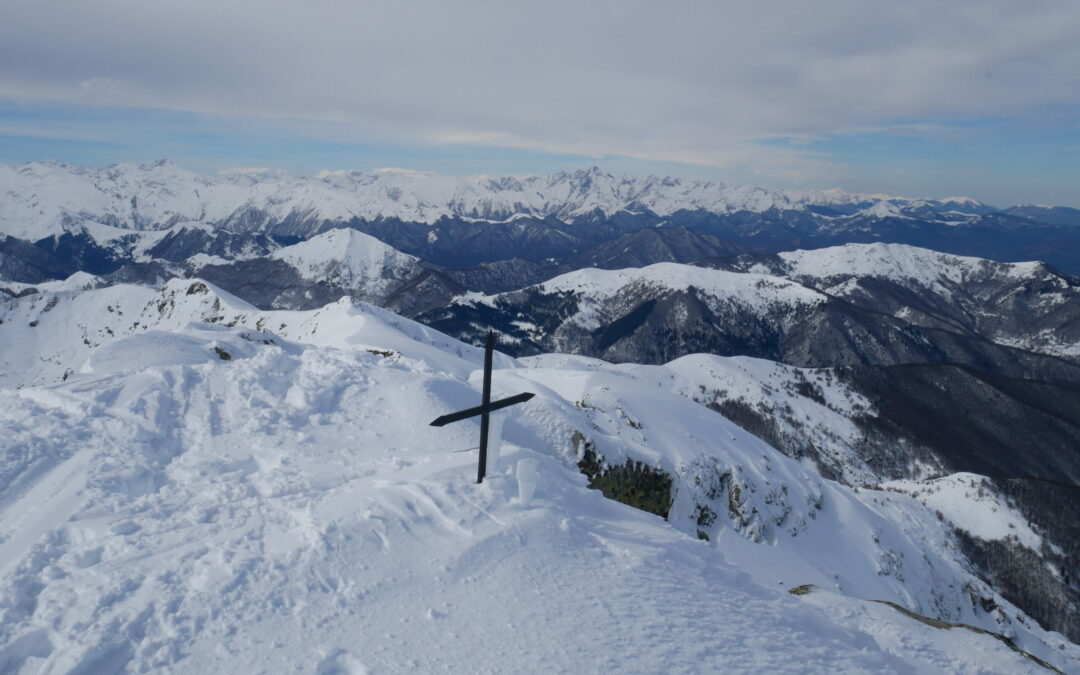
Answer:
(858, 200, 910, 219)
(939, 195, 983, 205)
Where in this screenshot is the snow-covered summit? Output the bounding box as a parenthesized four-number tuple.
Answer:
(536, 262, 827, 316)
(270, 228, 419, 294)
(758, 243, 1080, 357)
(774, 242, 1046, 288)
(858, 200, 912, 220)
(0, 275, 495, 388)
(939, 195, 984, 206)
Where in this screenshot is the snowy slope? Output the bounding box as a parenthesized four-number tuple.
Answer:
(425, 262, 837, 365)
(882, 473, 1042, 550)
(772, 243, 1044, 292)
(660, 354, 881, 485)
(0, 161, 989, 241)
(0, 280, 157, 388)
(0, 279, 1076, 672)
(536, 263, 826, 309)
(0, 276, 478, 389)
(490, 262, 825, 340)
(521, 351, 880, 485)
(857, 201, 914, 221)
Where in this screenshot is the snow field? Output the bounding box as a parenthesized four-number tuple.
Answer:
(0, 331, 888, 673)
(0, 279, 1076, 672)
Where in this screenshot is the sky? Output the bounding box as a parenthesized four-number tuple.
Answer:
(1, 0, 1078, 206)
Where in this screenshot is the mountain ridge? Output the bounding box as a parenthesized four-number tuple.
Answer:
(0, 159, 1011, 240)
(6, 159, 1080, 274)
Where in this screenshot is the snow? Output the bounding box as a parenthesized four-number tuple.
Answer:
(1, 280, 1077, 671)
(183, 253, 233, 268)
(667, 355, 880, 483)
(0, 161, 997, 241)
(0, 282, 159, 388)
(514, 457, 540, 505)
(521, 352, 881, 485)
(882, 473, 1042, 550)
(767, 243, 1079, 358)
(270, 228, 418, 294)
(859, 201, 913, 220)
(996, 331, 1080, 358)
(27, 272, 104, 294)
(0, 276, 491, 389)
(939, 196, 983, 206)
(537, 263, 820, 303)
(74, 220, 143, 245)
(777, 242, 1045, 292)
(797, 588, 1053, 674)
(466, 263, 827, 334)
(0, 160, 245, 241)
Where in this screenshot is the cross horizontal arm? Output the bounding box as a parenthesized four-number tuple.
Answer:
(428, 392, 535, 427)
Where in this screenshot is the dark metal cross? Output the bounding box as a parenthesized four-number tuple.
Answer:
(429, 331, 534, 483)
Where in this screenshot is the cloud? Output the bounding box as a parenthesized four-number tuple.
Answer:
(2, 0, 1078, 179)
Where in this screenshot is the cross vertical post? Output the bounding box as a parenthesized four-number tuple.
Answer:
(428, 330, 535, 484)
(477, 330, 494, 483)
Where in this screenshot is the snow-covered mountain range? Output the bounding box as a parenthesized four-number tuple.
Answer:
(4, 160, 1080, 276)
(0, 159, 994, 241)
(423, 242, 1080, 364)
(1, 277, 1076, 672)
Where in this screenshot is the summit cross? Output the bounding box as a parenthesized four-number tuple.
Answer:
(429, 331, 534, 483)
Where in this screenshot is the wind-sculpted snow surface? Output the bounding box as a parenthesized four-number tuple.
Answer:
(0, 279, 1076, 672)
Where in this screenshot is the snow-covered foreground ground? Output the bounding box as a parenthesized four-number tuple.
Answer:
(1, 279, 1076, 673)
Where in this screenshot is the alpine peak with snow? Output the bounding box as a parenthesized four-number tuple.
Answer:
(2, 160, 1079, 673)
